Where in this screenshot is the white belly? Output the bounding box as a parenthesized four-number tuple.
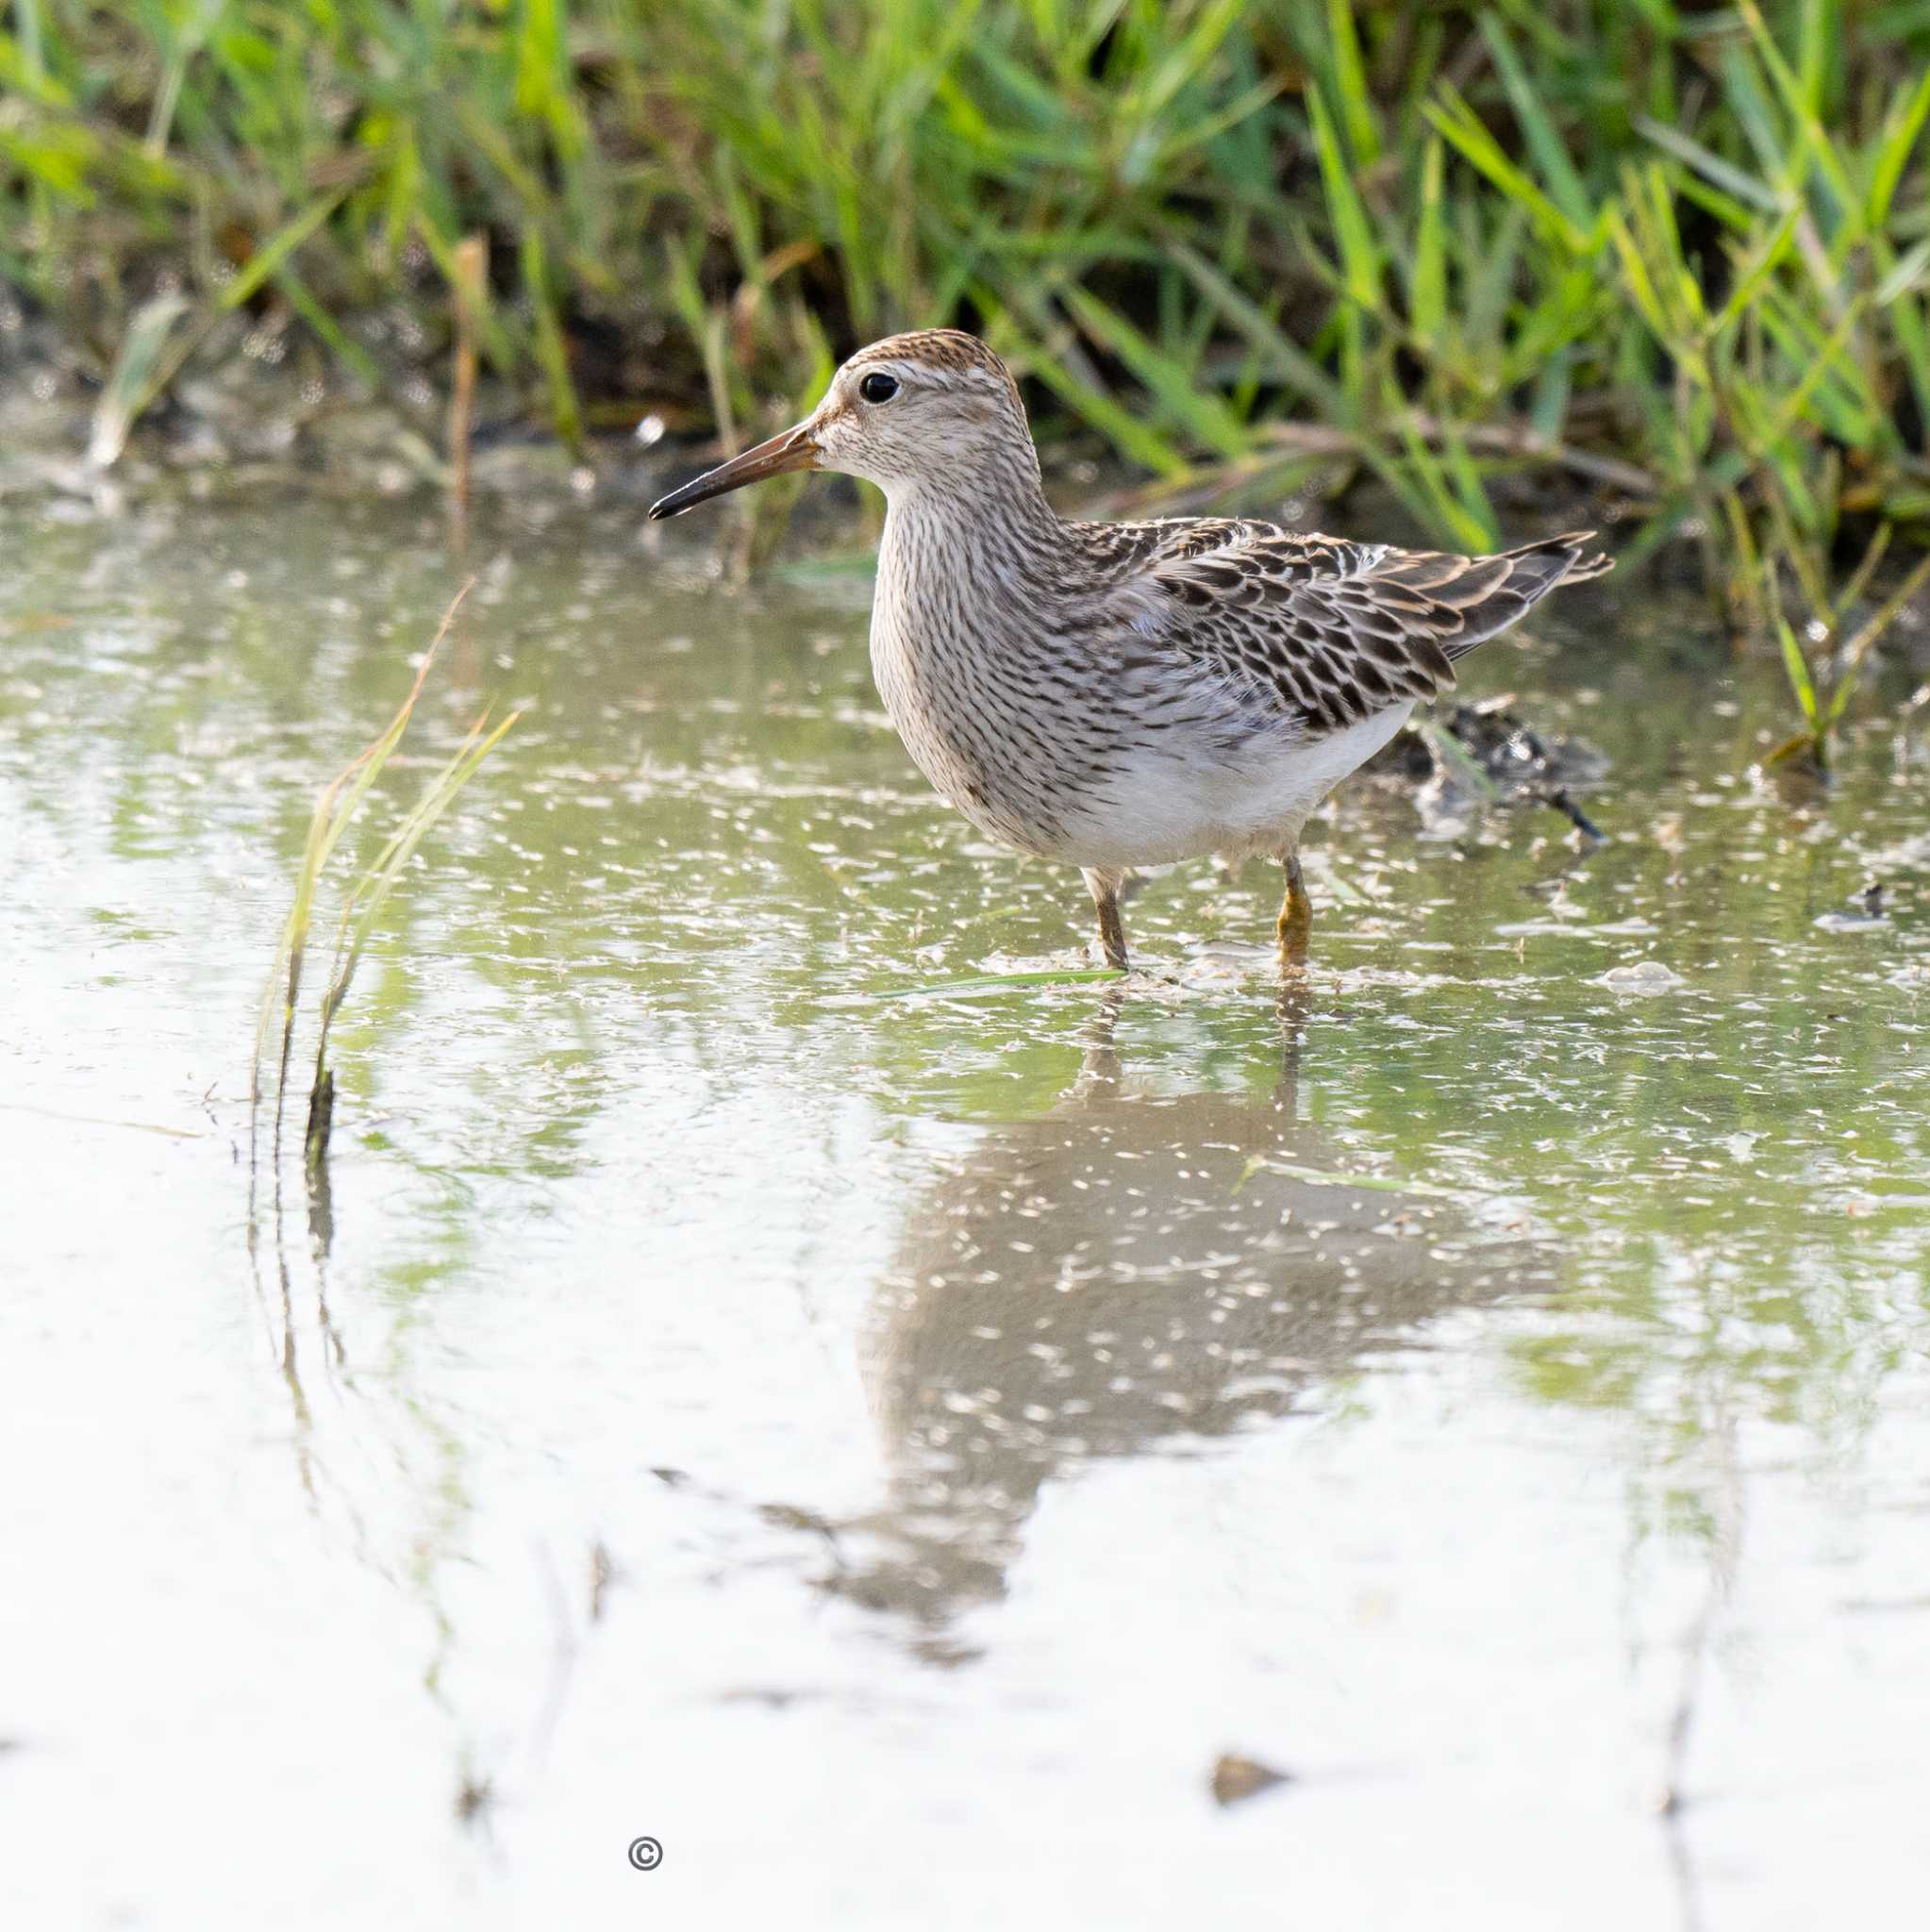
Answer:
(1050, 704, 1413, 870)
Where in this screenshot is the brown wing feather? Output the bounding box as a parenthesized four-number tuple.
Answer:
(1101, 522, 1611, 737)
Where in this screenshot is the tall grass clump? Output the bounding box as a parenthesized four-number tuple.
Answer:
(8, 2, 1930, 629)
(250, 584, 516, 1179)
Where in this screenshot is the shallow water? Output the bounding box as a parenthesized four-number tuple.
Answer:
(4, 485, 1929, 1929)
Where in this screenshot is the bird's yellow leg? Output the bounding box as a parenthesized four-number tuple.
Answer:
(1276, 854, 1312, 969)
(1083, 868, 1131, 972)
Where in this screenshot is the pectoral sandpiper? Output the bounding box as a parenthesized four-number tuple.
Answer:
(649, 330, 1611, 971)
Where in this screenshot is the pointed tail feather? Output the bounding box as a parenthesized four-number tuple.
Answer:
(1404, 530, 1613, 659)
(1508, 529, 1614, 583)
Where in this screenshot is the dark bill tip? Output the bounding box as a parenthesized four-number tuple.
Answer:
(645, 481, 707, 521)
(646, 423, 819, 520)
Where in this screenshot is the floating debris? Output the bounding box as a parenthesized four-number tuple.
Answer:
(827, 962, 1126, 1005)
(1386, 695, 1610, 840)
(455, 1770, 495, 1827)
(1238, 1156, 1466, 1199)
(1597, 960, 1687, 994)
(589, 1541, 616, 1623)
(1815, 883, 1888, 932)
(1210, 1753, 1295, 1807)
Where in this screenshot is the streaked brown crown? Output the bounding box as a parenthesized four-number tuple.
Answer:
(845, 329, 1026, 417)
(847, 329, 1012, 380)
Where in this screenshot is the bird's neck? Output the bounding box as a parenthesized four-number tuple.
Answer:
(877, 465, 1063, 593)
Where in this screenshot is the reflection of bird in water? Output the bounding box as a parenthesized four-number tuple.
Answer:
(830, 991, 1557, 1654)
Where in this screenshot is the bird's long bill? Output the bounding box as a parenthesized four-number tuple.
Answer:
(646, 421, 819, 519)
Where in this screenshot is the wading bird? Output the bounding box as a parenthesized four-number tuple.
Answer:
(649, 331, 1610, 970)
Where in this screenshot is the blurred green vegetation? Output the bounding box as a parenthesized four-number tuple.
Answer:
(5, 2, 1930, 611)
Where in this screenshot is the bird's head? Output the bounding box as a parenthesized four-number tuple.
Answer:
(647, 330, 1038, 519)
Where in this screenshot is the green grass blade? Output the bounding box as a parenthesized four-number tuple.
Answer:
(1425, 88, 1589, 255)
(315, 708, 521, 1052)
(1161, 233, 1346, 417)
(1410, 135, 1448, 346)
(1326, 0, 1380, 167)
(1306, 84, 1382, 311)
(1825, 548, 1930, 724)
(251, 583, 474, 1124)
(1478, 15, 1592, 229)
(1058, 284, 1253, 459)
(85, 292, 191, 469)
(1634, 115, 1783, 214)
(1868, 62, 1930, 232)
(216, 189, 350, 312)
(1777, 617, 1822, 727)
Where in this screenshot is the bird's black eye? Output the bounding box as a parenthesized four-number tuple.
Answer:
(857, 372, 900, 404)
